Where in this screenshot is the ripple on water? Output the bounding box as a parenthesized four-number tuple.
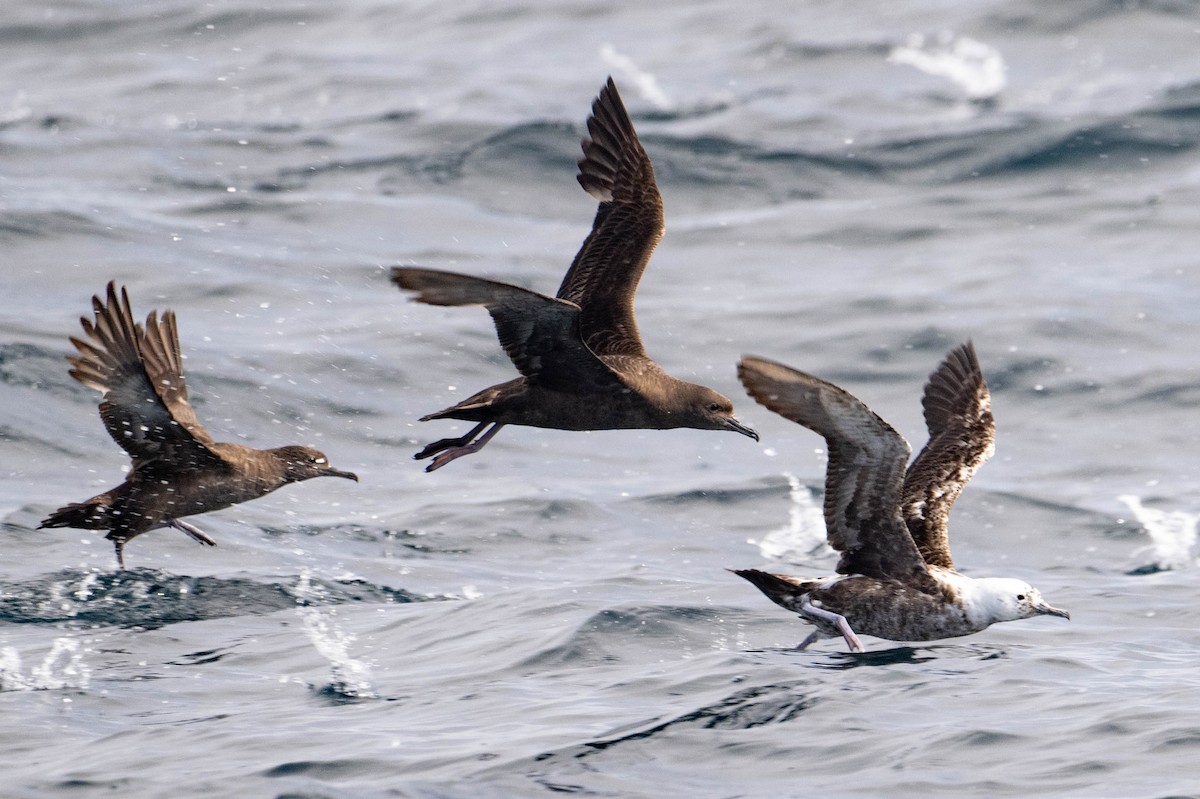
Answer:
(0, 568, 431, 628)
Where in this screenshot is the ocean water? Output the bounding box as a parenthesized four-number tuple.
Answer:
(3, 1, 1200, 796)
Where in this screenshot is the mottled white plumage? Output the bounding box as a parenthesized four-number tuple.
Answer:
(734, 343, 1069, 652)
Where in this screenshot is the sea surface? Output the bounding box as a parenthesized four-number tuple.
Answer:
(2, 1, 1199, 797)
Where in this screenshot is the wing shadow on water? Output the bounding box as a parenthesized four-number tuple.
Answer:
(531, 679, 816, 767)
(797, 641, 1010, 671)
(510, 642, 1011, 789)
(739, 641, 1010, 673)
(742, 644, 936, 669)
(501, 680, 820, 792)
(0, 568, 433, 629)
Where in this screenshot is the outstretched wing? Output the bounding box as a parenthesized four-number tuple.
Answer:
(738, 356, 931, 585)
(556, 77, 664, 358)
(391, 267, 626, 392)
(901, 342, 995, 569)
(67, 281, 222, 470)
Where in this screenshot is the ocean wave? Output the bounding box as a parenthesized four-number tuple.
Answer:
(0, 568, 430, 627)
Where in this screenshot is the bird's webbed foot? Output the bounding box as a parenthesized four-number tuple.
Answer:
(413, 421, 491, 460)
(416, 423, 504, 472)
(801, 601, 865, 653)
(166, 518, 217, 547)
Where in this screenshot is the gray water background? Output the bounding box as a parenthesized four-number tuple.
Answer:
(2, 1, 1200, 796)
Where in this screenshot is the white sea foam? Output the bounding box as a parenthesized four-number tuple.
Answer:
(1119, 495, 1198, 570)
(0, 638, 91, 692)
(74, 572, 99, 602)
(293, 571, 376, 699)
(0, 91, 31, 127)
(889, 32, 1006, 100)
(299, 607, 376, 699)
(753, 474, 830, 564)
(599, 44, 674, 111)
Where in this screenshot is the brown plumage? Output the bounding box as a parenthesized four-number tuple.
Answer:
(733, 343, 1068, 652)
(39, 282, 358, 568)
(902, 342, 994, 569)
(392, 77, 757, 471)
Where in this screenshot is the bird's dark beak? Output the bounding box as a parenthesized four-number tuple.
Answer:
(1037, 602, 1070, 620)
(726, 417, 759, 442)
(324, 468, 360, 482)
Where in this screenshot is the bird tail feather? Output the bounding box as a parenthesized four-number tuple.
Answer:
(729, 568, 816, 606)
(39, 499, 111, 530)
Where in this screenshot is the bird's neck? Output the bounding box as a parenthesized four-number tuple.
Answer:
(210, 442, 291, 490)
(946, 573, 1021, 626)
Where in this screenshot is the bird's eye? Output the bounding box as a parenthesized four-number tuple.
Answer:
(707, 402, 722, 412)
(1017, 594, 1026, 601)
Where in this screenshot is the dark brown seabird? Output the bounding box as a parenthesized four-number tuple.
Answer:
(391, 77, 758, 471)
(732, 342, 1069, 652)
(39, 282, 358, 568)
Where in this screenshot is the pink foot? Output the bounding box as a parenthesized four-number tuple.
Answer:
(802, 601, 864, 653)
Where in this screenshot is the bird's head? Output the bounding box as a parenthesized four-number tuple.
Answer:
(972, 577, 1070, 624)
(681, 385, 759, 441)
(272, 446, 359, 484)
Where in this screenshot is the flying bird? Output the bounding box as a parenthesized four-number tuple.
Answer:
(40, 282, 358, 568)
(392, 77, 757, 471)
(733, 342, 1068, 651)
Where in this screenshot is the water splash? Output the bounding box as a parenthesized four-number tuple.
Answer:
(1119, 495, 1198, 571)
(599, 44, 674, 111)
(752, 474, 829, 564)
(0, 637, 91, 692)
(0, 91, 31, 128)
(73, 572, 100, 602)
(888, 32, 1006, 100)
(293, 571, 376, 700)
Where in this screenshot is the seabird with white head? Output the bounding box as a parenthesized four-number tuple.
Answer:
(733, 342, 1069, 652)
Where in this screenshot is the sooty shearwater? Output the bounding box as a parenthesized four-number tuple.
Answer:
(732, 342, 1068, 652)
(39, 282, 358, 568)
(391, 77, 758, 471)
